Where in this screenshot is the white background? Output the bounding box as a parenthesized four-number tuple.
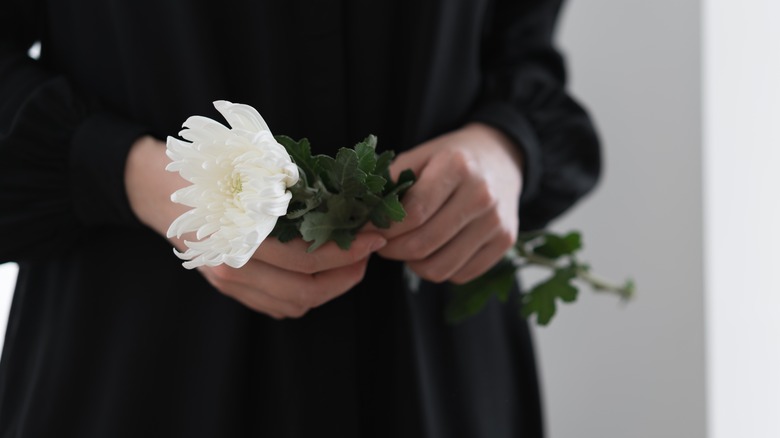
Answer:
(703, 0, 780, 437)
(1, 1, 778, 436)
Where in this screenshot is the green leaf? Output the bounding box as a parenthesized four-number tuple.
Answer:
(329, 229, 355, 251)
(360, 191, 383, 209)
(374, 150, 395, 182)
(326, 148, 367, 197)
(520, 265, 579, 325)
(532, 231, 582, 259)
(365, 174, 386, 194)
(445, 257, 517, 323)
(297, 195, 371, 252)
(275, 136, 320, 184)
(383, 168, 415, 196)
(326, 194, 369, 226)
(355, 135, 378, 174)
(274, 134, 415, 251)
(270, 219, 301, 242)
(299, 212, 336, 252)
(446, 285, 498, 325)
(368, 194, 406, 229)
(315, 155, 337, 191)
(395, 169, 416, 194)
(380, 195, 406, 221)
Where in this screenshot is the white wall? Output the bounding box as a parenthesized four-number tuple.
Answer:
(704, 1, 780, 437)
(535, 1, 707, 437)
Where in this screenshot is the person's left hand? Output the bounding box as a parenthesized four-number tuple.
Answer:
(375, 122, 523, 284)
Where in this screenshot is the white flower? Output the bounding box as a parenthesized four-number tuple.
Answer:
(166, 100, 299, 269)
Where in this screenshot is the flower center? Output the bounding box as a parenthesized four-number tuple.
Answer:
(228, 172, 243, 195)
(217, 169, 244, 198)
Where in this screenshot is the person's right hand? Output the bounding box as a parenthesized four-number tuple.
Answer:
(125, 135, 385, 319)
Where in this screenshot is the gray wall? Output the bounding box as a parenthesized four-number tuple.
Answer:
(535, 1, 706, 437)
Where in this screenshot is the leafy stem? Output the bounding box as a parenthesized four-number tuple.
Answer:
(447, 230, 635, 326)
(515, 243, 634, 301)
(270, 135, 414, 252)
(576, 269, 635, 299)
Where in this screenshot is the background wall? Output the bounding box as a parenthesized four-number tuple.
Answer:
(538, 1, 780, 437)
(704, 1, 780, 437)
(535, 1, 707, 437)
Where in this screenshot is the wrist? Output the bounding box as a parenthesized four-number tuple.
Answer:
(462, 122, 524, 174)
(125, 135, 189, 240)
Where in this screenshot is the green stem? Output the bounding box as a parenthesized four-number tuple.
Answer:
(518, 252, 556, 269)
(286, 178, 333, 220)
(575, 268, 634, 300)
(313, 179, 332, 197)
(513, 245, 634, 300)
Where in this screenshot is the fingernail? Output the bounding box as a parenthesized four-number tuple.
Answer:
(370, 238, 387, 252)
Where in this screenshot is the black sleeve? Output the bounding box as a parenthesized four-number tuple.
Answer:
(0, 0, 150, 263)
(468, 0, 601, 231)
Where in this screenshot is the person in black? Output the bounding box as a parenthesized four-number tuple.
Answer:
(0, 1, 600, 437)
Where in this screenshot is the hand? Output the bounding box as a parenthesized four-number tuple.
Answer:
(197, 235, 385, 319)
(125, 135, 386, 319)
(376, 123, 523, 284)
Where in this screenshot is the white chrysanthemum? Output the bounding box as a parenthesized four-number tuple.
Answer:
(166, 100, 299, 269)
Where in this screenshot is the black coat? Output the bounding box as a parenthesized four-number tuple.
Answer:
(0, 0, 600, 436)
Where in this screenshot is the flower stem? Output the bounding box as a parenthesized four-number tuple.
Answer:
(514, 245, 634, 300)
(575, 268, 635, 300)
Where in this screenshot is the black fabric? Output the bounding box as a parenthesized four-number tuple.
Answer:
(0, 0, 600, 437)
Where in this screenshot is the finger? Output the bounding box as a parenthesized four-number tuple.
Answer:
(308, 256, 371, 304)
(222, 281, 309, 319)
(255, 257, 370, 308)
(199, 265, 308, 318)
(404, 209, 500, 282)
(234, 256, 370, 309)
(449, 231, 516, 284)
(252, 232, 385, 274)
(380, 150, 466, 240)
(378, 175, 495, 261)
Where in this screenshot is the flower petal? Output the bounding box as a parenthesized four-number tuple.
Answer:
(180, 116, 231, 144)
(214, 100, 271, 133)
(166, 101, 297, 269)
